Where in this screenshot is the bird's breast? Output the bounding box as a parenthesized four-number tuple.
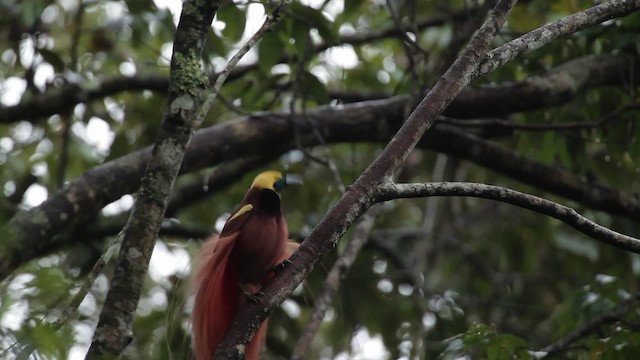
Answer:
(235, 213, 288, 284)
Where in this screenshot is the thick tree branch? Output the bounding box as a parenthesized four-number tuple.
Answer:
(0, 75, 169, 123)
(214, 0, 518, 357)
(0, 8, 479, 124)
(1, 52, 634, 127)
(450, 54, 638, 118)
(85, 0, 219, 357)
(427, 124, 640, 221)
(4, 97, 640, 282)
(375, 181, 640, 254)
(304, 54, 640, 118)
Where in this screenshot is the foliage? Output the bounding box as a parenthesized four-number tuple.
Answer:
(1, 0, 639, 359)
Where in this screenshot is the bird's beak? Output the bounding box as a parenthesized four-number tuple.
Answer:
(285, 174, 304, 186)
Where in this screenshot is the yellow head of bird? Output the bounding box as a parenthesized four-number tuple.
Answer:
(251, 171, 303, 192)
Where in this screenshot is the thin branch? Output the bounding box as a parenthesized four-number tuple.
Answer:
(376, 181, 640, 254)
(451, 54, 639, 119)
(386, 0, 430, 57)
(308, 126, 347, 194)
(477, 0, 640, 78)
(55, 232, 123, 329)
(540, 292, 640, 358)
(211, 2, 285, 100)
(291, 205, 382, 359)
(56, 115, 71, 189)
(440, 103, 640, 132)
(432, 1, 495, 78)
(55, 2, 84, 189)
(15, 230, 124, 358)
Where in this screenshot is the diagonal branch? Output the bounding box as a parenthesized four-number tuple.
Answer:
(214, 0, 519, 357)
(375, 181, 640, 254)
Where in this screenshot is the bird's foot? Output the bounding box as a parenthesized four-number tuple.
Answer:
(270, 259, 292, 273)
(243, 290, 264, 304)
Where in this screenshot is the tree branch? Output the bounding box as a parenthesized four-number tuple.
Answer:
(5, 92, 640, 282)
(375, 181, 640, 254)
(85, 0, 220, 356)
(439, 103, 640, 131)
(450, 54, 639, 118)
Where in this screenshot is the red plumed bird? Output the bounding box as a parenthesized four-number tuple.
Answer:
(191, 171, 301, 360)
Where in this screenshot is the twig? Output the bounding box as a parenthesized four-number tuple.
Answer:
(210, 2, 285, 102)
(386, 0, 430, 57)
(16, 229, 125, 358)
(477, 0, 640, 78)
(56, 115, 71, 189)
(439, 103, 640, 131)
(56, 2, 85, 189)
(376, 181, 640, 254)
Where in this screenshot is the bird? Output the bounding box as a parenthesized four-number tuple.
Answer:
(191, 170, 302, 360)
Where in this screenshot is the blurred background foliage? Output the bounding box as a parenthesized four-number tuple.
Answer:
(1, 0, 640, 359)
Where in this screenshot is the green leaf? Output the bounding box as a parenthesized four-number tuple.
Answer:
(345, 0, 366, 13)
(487, 334, 530, 360)
(553, 228, 599, 261)
(127, 0, 155, 15)
(288, 2, 338, 44)
(20, 0, 48, 26)
(462, 323, 493, 346)
(217, 2, 246, 42)
(206, 32, 227, 59)
(291, 19, 311, 58)
(298, 71, 329, 104)
(258, 30, 284, 73)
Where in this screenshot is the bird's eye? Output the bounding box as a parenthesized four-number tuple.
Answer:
(274, 178, 286, 191)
